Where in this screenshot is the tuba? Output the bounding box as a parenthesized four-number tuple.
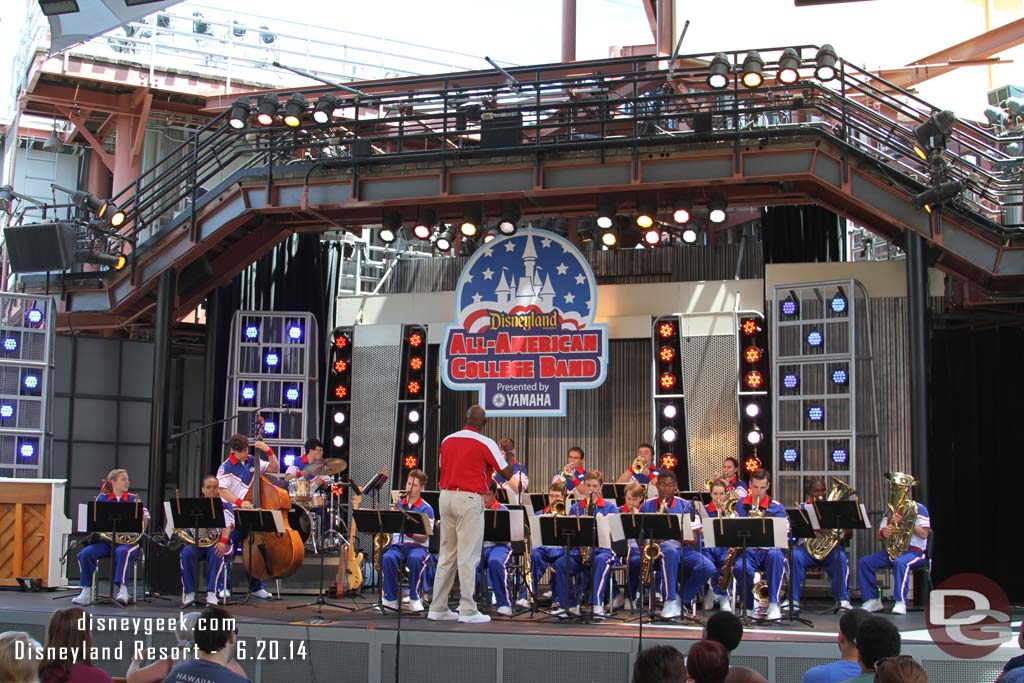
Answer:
(173, 527, 221, 548)
(883, 472, 919, 561)
(806, 477, 857, 561)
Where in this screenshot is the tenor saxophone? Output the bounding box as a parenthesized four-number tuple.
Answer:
(580, 495, 596, 566)
(716, 491, 741, 590)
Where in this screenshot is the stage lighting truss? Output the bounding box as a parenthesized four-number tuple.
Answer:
(652, 314, 687, 476)
(395, 324, 429, 476)
(324, 325, 353, 462)
(737, 309, 769, 478)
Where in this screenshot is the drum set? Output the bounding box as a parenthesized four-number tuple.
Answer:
(285, 458, 348, 554)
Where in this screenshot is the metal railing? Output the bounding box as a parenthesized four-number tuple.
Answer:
(105, 46, 1024, 253)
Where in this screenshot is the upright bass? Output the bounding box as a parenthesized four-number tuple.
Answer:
(241, 415, 305, 579)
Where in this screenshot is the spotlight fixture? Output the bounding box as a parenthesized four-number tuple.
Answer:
(228, 98, 251, 129)
(681, 227, 698, 244)
(43, 127, 62, 153)
(707, 195, 727, 223)
(707, 52, 731, 89)
(662, 404, 678, 419)
(1006, 97, 1024, 116)
(783, 447, 799, 463)
(912, 180, 963, 213)
(109, 207, 127, 228)
(636, 198, 657, 229)
(71, 191, 111, 219)
(830, 290, 848, 314)
(482, 229, 498, 244)
(283, 93, 308, 127)
(255, 94, 280, 127)
(777, 47, 801, 84)
(434, 227, 454, 252)
(642, 228, 661, 246)
(783, 373, 799, 389)
(38, 0, 80, 16)
(599, 225, 618, 247)
(781, 295, 799, 317)
(807, 330, 823, 347)
(814, 44, 838, 81)
(460, 206, 482, 237)
(912, 110, 956, 161)
(744, 402, 760, 418)
(746, 428, 763, 445)
(672, 199, 692, 224)
(596, 198, 617, 229)
(741, 51, 765, 88)
(984, 106, 1009, 127)
(381, 210, 402, 244)
(312, 94, 340, 124)
(498, 203, 520, 235)
(413, 208, 435, 240)
(75, 250, 126, 270)
(259, 26, 276, 45)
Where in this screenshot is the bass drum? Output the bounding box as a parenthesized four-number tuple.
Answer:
(287, 503, 312, 543)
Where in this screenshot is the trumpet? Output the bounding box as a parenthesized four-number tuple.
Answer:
(551, 499, 566, 515)
(631, 457, 645, 475)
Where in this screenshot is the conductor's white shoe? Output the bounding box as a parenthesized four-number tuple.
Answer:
(458, 612, 491, 624)
(426, 609, 459, 621)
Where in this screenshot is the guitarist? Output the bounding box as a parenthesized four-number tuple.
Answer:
(216, 432, 279, 600)
(379, 469, 435, 613)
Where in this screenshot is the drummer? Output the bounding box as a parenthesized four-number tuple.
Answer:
(284, 439, 333, 494)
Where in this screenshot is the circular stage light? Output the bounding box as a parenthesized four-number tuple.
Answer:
(783, 448, 799, 463)
(744, 346, 762, 363)
(408, 409, 421, 423)
(658, 322, 675, 338)
(661, 427, 678, 443)
(740, 319, 759, 335)
(265, 352, 280, 367)
(744, 370, 763, 389)
(0, 405, 13, 419)
(334, 359, 349, 373)
(661, 454, 677, 469)
(744, 403, 760, 418)
(832, 369, 848, 385)
(334, 386, 348, 399)
(333, 410, 346, 424)
(660, 373, 677, 390)
(3, 337, 17, 352)
(807, 330, 823, 347)
(746, 429, 763, 445)
(26, 309, 43, 325)
(781, 299, 798, 316)
(333, 435, 344, 448)
(662, 404, 678, 419)
(264, 421, 277, 435)
(783, 373, 799, 389)
(288, 324, 303, 340)
(808, 406, 824, 421)
(286, 388, 300, 402)
(659, 346, 675, 362)
(407, 432, 421, 446)
(831, 448, 848, 464)
(245, 325, 259, 340)
(241, 386, 256, 401)
(20, 443, 35, 458)
(23, 375, 39, 390)
(830, 294, 848, 314)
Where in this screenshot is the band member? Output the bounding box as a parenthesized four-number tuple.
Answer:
(858, 476, 931, 615)
(283, 438, 331, 488)
(790, 478, 853, 611)
(735, 469, 787, 621)
(721, 457, 748, 498)
(551, 470, 619, 619)
(73, 469, 149, 605)
(621, 482, 647, 605)
(639, 470, 714, 618)
(379, 469, 435, 613)
(531, 481, 567, 597)
(181, 476, 234, 607)
(615, 443, 660, 485)
(702, 478, 734, 612)
(494, 437, 529, 503)
(551, 446, 586, 493)
(477, 482, 515, 615)
(216, 432, 280, 600)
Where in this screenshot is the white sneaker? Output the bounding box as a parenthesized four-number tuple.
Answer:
(720, 598, 733, 613)
(72, 588, 91, 606)
(205, 592, 218, 606)
(426, 609, 459, 621)
(182, 592, 195, 606)
(402, 595, 410, 604)
(592, 604, 605, 616)
(408, 599, 425, 613)
(659, 599, 681, 619)
(703, 591, 715, 611)
(217, 589, 230, 600)
(542, 590, 552, 600)
(611, 592, 626, 610)
(891, 600, 907, 615)
(115, 586, 130, 605)
(840, 600, 853, 610)
(765, 603, 782, 620)
(496, 605, 512, 616)
(862, 598, 884, 612)
(515, 598, 531, 609)
(379, 598, 399, 611)
(458, 612, 491, 624)
(490, 594, 497, 605)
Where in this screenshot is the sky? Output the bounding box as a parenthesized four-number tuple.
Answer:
(1, 0, 1021, 123)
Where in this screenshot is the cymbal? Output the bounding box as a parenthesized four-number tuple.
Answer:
(305, 458, 347, 476)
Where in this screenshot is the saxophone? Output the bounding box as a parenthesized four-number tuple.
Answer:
(716, 491, 741, 590)
(579, 495, 596, 567)
(640, 499, 668, 586)
(806, 477, 857, 561)
(883, 472, 919, 561)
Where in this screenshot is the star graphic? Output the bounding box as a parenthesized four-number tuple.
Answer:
(504, 241, 517, 253)
(574, 273, 585, 285)
(482, 267, 494, 280)
(564, 292, 575, 304)
(481, 247, 493, 258)
(472, 293, 483, 304)
(541, 237, 553, 248)
(556, 263, 569, 275)
(465, 273, 474, 283)
(562, 244, 573, 254)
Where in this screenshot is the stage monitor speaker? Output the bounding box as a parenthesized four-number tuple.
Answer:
(693, 112, 713, 133)
(350, 139, 372, 159)
(4, 222, 77, 273)
(480, 110, 522, 149)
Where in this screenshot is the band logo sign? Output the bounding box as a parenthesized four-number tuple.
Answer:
(441, 229, 608, 416)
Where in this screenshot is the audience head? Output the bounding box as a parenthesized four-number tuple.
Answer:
(0, 631, 40, 683)
(686, 640, 730, 683)
(176, 612, 201, 646)
(631, 645, 685, 683)
(704, 610, 744, 652)
(41, 607, 94, 678)
(838, 607, 870, 654)
(856, 615, 901, 670)
(193, 606, 237, 656)
(873, 655, 927, 683)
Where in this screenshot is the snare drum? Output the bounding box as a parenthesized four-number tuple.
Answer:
(288, 478, 312, 502)
(309, 492, 327, 507)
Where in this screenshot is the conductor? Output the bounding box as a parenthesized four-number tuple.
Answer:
(427, 405, 515, 624)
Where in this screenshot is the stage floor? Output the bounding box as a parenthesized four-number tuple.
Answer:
(1, 588, 1018, 683)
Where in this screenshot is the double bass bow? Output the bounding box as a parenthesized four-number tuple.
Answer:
(241, 414, 305, 580)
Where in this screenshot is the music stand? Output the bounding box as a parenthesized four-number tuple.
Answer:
(165, 497, 225, 607)
(619, 513, 699, 625)
(808, 500, 870, 614)
(85, 501, 144, 608)
(353, 508, 431, 615)
(783, 507, 816, 627)
(602, 483, 627, 507)
(526, 493, 547, 514)
(703, 517, 785, 626)
(679, 491, 712, 506)
(233, 508, 284, 605)
(537, 515, 595, 622)
(478, 509, 526, 617)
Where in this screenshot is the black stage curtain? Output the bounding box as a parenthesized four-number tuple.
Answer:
(761, 205, 842, 264)
(204, 232, 338, 472)
(929, 326, 1024, 601)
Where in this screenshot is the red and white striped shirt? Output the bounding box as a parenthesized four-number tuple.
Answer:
(439, 426, 508, 495)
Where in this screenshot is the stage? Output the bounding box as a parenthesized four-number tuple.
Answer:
(0, 588, 1016, 683)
